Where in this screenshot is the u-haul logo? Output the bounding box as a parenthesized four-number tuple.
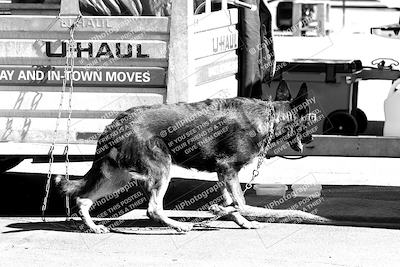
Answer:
(60, 18, 113, 29)
(45, 41, 150, 58)
(193, 27, 239, 59)
(212, 32, 238, 54)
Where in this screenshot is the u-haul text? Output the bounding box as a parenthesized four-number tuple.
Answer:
(0, 69, 151, 83)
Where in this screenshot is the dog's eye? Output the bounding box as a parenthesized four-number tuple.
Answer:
(308, 113, 317, 123)
(284, 112, 294, 121)
(302, 113, 317, 124)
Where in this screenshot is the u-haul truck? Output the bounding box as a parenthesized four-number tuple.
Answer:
(0, 0, 240, 172)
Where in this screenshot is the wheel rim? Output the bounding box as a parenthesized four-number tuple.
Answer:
(352, 108, 368, 134)
(323, 110, 358, 136)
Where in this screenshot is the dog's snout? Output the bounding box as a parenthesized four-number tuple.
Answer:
(302, 135, 313, 144)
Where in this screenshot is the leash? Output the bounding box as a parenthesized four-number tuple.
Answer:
(243, 104, 275, 194)
(41, 15, 82, 222)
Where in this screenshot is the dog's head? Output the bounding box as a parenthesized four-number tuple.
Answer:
(273, 81, 316, 153)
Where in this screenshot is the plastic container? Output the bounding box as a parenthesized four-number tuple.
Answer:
(291, 184, 322, 198)
(253, 184, 288, 196)
(384, 78, 400, 137)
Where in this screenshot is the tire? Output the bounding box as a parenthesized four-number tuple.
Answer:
(352, 108, 368, 134)
(323, 110, 358, 136)
(0, 158, 23, 174)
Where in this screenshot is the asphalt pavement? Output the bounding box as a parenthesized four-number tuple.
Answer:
(1, 171, 400, 267)
(1, 216, 400, 267)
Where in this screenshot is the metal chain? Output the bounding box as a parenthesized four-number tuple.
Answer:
(64, 15, 81, 219)
(41, 15, 81, 222)
(243, 106, 275, 194)
(41, 80, 66, 221)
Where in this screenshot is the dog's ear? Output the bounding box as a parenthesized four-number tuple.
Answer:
(297, 82, 308, 99)
(274, 80, 292, 101)
(294, 82, 308, 103)
(291, 83, 309, 111)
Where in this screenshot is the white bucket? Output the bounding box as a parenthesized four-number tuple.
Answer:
(292, 184, 322, 198)
(253, 184, 288, 196)
(384, 78, 400, 137)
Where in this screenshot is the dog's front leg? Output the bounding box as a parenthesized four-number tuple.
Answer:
(217, 171, 263, 229)
(214, 182, 251, 228)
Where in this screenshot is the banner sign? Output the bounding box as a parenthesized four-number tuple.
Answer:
(0, 66, 166, 87)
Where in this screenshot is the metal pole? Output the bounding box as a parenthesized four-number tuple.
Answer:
(342, 0, 346, 27)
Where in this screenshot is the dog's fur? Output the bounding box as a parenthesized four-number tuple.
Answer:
(56, 82, 317, 233)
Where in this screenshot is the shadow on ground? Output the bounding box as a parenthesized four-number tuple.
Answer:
(1, 172, 400, 231)
(3, 218, 222, 235)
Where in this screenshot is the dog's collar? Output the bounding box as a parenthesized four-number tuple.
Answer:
(261, 103, 276, 151)
(266, 103, 276, 132)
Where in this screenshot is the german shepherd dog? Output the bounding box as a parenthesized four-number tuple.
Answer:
(56, 82, 316, 233)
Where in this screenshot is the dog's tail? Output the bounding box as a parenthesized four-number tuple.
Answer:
(54, 175, 86, 196)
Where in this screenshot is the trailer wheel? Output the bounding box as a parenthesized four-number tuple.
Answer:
(352, 108, 368, 134)
(0, 158, 23, 174)
(323, 110, 358, 136)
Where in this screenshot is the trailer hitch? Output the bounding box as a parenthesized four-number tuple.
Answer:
(372, 58, 399, 71)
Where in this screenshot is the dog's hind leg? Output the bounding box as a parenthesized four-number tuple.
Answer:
(75, 160, 133, 234)
(216, 169, 263, 229)
(76, 197, 109, 234)
(144, 144, 193, 232)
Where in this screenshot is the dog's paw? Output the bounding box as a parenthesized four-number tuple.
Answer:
(209, 204, 237, 216)
(90, 225, 110, 234)
(209, 204, 224, 214)
(240, 220, 264, 229)
(173, 222, 193, 233)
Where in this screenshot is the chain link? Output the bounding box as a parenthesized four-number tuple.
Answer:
(64, 15, 81, 219)
(41, 77, 67, 221)
(243, 107, 275, 194)
(41, 15, 81, 222)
